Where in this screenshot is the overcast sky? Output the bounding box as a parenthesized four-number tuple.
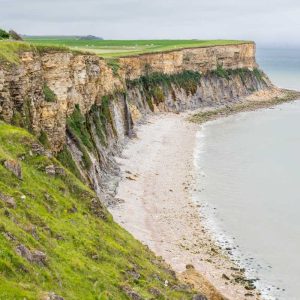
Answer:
(1, 0, 300, 47)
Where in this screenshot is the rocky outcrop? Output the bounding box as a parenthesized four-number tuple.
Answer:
(3, 159, 22, 179)
(0, 192, 16, 208)
(0, 42, 272, 204)
(16, 244, 47, 266)
(118, 43, 256, 80)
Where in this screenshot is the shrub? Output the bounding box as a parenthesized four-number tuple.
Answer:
(213, 65, 229, 79)
(0, 28, 9, 40)
(106, 59, 120, 76)
(38, 130, 50, 148)
(43, 84, 57, 102)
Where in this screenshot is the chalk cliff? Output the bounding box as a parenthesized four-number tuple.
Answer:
(0, 42, 272, 203)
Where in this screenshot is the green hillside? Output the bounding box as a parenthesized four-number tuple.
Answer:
(0, 121, 196, 299)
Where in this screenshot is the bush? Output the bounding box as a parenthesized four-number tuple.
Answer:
(106, 59, 120, 76)
(43, 84, 57, 102)
(0, 28, 9, 39)
(213, 65, 229, 79)
(38, 130, 50, 148)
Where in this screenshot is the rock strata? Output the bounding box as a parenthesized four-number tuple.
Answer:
(16, 244, 47, 266)
(0, 192, 16, 208)
(0, 43, 272, 205)
(3, 159, 22, 179)
(0, 43, 258, 152)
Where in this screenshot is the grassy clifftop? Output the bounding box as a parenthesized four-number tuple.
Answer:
(1, 39, 251, 61)
(0, 41, 72, 64)
(25, 38, 252, 58)
(0, 122, 196, 299)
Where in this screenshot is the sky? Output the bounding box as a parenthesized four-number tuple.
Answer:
(1, 0, 300, 47)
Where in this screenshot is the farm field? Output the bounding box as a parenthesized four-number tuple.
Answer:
(24, 38, 250, 58)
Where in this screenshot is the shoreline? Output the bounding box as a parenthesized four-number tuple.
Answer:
(109, 88, 300, 300)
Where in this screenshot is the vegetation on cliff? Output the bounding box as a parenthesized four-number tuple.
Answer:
(0, 121, 197, 299)
(127, 71, 201, 110)
(0, 42, 34, 64)
(42, 85, 57, 103)
(0, 41, 79, 64)
(211, 65, 264, 82)
(56, 66, 268, 180)
(63, 100, 119, 173)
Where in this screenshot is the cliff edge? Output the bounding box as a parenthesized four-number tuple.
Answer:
(0, 42, 274, 204)
(0, 40, 291, 299)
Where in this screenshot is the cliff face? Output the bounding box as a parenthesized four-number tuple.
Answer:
(0, 43, 272, 203)
(118, 43, 256, 79)
(0, 43, 258, 150)
(0, 52, 122, 151)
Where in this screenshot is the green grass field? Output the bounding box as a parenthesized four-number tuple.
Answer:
(24, 38, 251, 58)
(0, 121, 196, 299)
(0, 39, 251, 63)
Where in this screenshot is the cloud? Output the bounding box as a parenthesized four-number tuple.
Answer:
(1, 0, 300, 46)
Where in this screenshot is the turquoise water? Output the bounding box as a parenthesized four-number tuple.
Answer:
(195, 48, 300, 300)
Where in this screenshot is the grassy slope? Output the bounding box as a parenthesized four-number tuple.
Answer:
(24, 38, 251, 58)
(0, 42, 34, 64)
(0, 121, 195, 300)
(0, 41, 73, 64)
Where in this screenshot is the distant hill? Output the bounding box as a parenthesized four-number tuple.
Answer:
(79, 35, 103, 40)
(22, 35, 103, 40)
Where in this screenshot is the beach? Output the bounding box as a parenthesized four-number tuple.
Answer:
(109, 110, 261, 299)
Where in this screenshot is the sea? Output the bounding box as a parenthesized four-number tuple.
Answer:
(194, 47, 300, 300)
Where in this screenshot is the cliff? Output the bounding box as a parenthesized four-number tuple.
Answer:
(0, 42, 271, 204)
(118, 43, 256, 79)
(0, 41, 277, 299)
(0, 43, 258, 148)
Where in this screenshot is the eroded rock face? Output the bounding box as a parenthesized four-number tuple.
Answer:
(42, 292, 64, 300)
(0, 43, 257, 153)
(121, 285, 143, 300)
(0, 192, 16, 208)
(193, 295, 208, 300)
(3, 159, 22, 179)
(0, 43, 272, 206)
(16, 244, 47, 266)
(45, 164, 65, 176)
(118, 43, 257, 80)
